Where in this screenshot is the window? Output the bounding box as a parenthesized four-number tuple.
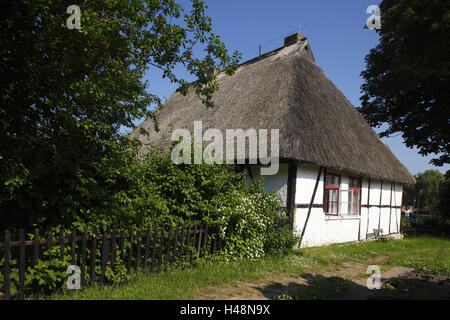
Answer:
(324, 174, 340, 215)
(347, 177, 360, 215)
(324, 174, 360, 216)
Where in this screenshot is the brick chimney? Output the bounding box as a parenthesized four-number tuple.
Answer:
(284, 33, 306, 47)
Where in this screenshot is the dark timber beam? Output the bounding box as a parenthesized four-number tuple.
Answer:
(286, 160, 297, 230)
(298, 166, 323, 247)
(388, 182, 393, 234)
(357, 176, 363, 241)
(378, 181, 383, 231)
(365, 178, 371, 239)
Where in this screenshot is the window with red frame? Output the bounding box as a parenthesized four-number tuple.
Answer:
(347, 177, 360, 215)
(324, 173, 340, 215)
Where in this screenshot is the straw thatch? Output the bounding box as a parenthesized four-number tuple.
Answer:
(130, 34, 415, 184)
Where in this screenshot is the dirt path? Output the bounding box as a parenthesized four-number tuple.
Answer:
(194, 260, 415, 300)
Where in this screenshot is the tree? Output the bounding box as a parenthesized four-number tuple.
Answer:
(404, 169, 445, 212)
(438, 170, 450, 222)
(359, 0, 450, 166)
(0, 0, 240, 228)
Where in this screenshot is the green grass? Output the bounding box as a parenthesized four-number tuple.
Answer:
(299, 237, 450, 272)
(52, 236, 450, 300)
(52, 254, 313, 300)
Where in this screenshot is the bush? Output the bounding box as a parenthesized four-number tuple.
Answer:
(400, 216, 412, 234)
(265, 223, 299, 256)
(0, 142, 299, 296)
(67, 144, 298, 261)
(212, 179, 299, 261)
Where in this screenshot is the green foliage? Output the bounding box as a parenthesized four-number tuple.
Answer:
(47, 145, 297, 261)
(0, 0, 240, 230)
(26, 247, 73, 293)
(403, 170, 445, 219)
(438, 171, 450, 222)
(413, 170, 445, 211)
(359, 0, 450, 166)
(210, 179, 299, 261)
(0, 245, 73, 296)
(0, 149, 299, 296)
(104, 260, 133, 285)
(264, 224, 299, 256)
(400, 215, 412, 234)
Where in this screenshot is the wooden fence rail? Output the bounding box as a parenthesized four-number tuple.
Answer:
(0, 224, 223, 300)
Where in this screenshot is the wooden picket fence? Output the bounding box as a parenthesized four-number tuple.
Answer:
(0, 224, 223, 300)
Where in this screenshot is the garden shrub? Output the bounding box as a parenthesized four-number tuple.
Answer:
(213, 179, 299, 261)
(0, 142, 299, 296)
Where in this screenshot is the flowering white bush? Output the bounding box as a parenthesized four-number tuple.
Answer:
(214, 181, 298, 261)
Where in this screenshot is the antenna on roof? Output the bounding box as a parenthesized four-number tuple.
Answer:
(259, 44, 262, 56)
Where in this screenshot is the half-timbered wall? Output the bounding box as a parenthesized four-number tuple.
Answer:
(293, 163, 403, 248)
(246, 163, 403, 248)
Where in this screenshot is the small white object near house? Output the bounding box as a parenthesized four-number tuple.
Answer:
(131, 33, 415, 248)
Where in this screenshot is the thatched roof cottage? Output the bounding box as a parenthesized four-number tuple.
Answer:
(131, 33, 415, 247)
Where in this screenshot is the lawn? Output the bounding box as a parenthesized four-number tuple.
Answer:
(52, 236, 450, 300)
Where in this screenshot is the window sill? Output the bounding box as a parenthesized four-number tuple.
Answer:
(325, 215, 361, 221)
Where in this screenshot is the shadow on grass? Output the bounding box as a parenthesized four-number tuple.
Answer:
(252, 273, 357, 300)
(368, 270, 450, 300)
(251, 271, 450, 300)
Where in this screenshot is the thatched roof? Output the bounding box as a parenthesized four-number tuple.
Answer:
(131, 34, 415, 184)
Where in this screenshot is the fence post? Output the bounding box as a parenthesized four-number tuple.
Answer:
(190, 226, 197, 264)
(202, 223, 209, 257)
(119, 229, 125, 260)
(19, 229, 25, 300)
(59, 229, 65, 261)
(136, 227, 141, 273)
(47, 231, 52, 251)
(4, 230, 10, 300)
(178, 225, 186, 263)
(151, 225, 157, 273)
(197, 224, 203, 257)
(144, 226, 150, 271)
(33, 228, 39, 299)
(110, 225, 117, 272)
(90, 230, 97, 282)
(81, 229, 87, 288)
(157, 227, 164, 273)
(71, 228, 76, 265)
(127, 225, 134, 274)
(184, 225, 191, 267)
(164, 225, 173, 271)
(101, 228, 108, 283)
(172, 224, 179, 264)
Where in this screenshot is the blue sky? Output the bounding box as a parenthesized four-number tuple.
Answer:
(142, 0, 449, 176)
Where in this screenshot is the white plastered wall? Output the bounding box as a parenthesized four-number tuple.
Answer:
(294, 163, 404, 248)
(365, 179, 403, 239)
(245, 163, 404, 248)
(246, 163, 289, 207)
